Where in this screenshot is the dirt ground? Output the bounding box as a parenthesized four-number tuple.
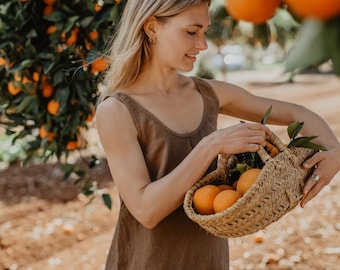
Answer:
(0, 70, 339, 270)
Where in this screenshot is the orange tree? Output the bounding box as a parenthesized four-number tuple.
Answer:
(0, 0, 126, 208)
(221, 0, 340, 75)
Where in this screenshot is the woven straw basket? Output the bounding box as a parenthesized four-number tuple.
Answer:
(184, 132, 316, 238)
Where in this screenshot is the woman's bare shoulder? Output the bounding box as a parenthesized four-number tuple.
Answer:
(96, 95, 137, 136)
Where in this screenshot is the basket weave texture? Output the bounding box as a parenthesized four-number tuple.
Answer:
(184, 132, 316, 238)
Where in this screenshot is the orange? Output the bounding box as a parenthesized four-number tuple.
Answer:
(85, 105, 95, 123)
(65, 28, 79, 46)
(94, 4, 102, 12)
(47, 25, 57, 34)
(236, 168, 261, 195)
(8, 82, 21, 96)
(90, 57, 108, 74)
(213, 190, 242, 213)
(265, 141, 279, 157)
(193, 185, 221, 215)
(43, 0, 56, 5)
(226, 0, 281, 25)
(47, 100, 60, 115)
(32, 72, 40, 82)
(66, 137, 81, 150)
(39, 125, 57, 142)
(14, 72, 21, 81)
(43, 5, 53, 16)
(218, 184, 234, 191)
(88, 30, 99, 41)
(42, 82, 54, 98)
(0, 57, 7, 67)
(284, 0, 340, 20)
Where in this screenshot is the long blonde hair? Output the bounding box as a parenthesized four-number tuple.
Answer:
(98, 0, 211, 103)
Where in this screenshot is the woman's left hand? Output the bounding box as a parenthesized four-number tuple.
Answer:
(300, 146, 340, 207)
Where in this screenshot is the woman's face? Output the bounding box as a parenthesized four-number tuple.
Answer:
(152, 2, 211, 72)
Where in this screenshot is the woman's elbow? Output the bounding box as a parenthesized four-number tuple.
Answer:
(134, 209, 160, 229)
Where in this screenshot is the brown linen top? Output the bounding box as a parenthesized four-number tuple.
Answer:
(104, 77, 229, 270)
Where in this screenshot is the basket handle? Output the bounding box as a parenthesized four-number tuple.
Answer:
(216, 154, 237, 177)
(257, 132, 287, 162)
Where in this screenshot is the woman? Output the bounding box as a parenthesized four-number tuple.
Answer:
(96, 1, 340, 269)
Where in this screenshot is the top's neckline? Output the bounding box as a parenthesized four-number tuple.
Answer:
(114, 77, 208, 138)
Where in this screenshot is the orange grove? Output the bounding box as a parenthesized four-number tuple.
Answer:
(226, 0, 281, 25)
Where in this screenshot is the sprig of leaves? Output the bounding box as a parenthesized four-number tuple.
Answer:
(287, 121, 327, 150)
(262, 105, 326, 151)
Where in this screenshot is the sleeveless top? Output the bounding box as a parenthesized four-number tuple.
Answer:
(104, 77, 229, 270)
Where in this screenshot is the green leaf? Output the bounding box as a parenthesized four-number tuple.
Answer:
(300, 141, 327, 151)
(289, 136, 317, 147)
(285, 19, 329, 73)
(287, 121, 304, 140)
(289, 136, 327, 151)
(15, 95, 34, 113)
(80, 16, 94, 28)
(19, 59, 35, 69)
(325, 17, 340, 76)
(261, 105, 272, 125)
(45, 11, 66, 22)
(102, 193, 112, 210)
(61, 163, 75, 172)
(75, 169, 86, 178)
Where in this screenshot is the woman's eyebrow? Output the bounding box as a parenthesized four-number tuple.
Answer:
(188, 23, 211, 29)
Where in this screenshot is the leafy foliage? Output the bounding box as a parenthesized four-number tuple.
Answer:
(0, 0, 126, 161)
(0, 0, 126, 207)
(285, 17, 340, 75)
(287, 121, 327, 151)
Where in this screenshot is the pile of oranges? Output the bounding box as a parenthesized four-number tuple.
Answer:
(193, 168, 261, 215)
(193, 141, 279, 215)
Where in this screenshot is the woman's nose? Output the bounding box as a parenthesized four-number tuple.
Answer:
(196, 36, 208, 51)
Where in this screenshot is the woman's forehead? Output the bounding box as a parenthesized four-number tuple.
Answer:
(163, 3, 210, 27)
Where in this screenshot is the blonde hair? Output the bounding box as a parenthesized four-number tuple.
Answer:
(98, 0, 210, 103)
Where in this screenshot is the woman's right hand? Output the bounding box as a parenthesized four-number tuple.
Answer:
(209, 122, 271, 156)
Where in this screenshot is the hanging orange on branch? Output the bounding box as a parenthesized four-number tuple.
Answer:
(284, 0, 340, 21)
(226, 0, 281, 25)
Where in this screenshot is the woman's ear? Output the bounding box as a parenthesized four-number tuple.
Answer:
(143, 16, 158, 41)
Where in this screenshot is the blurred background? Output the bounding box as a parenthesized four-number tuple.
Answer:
(0, 0, 339, 269)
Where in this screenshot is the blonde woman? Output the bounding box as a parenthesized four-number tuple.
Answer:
(96, 0, 340, 269)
